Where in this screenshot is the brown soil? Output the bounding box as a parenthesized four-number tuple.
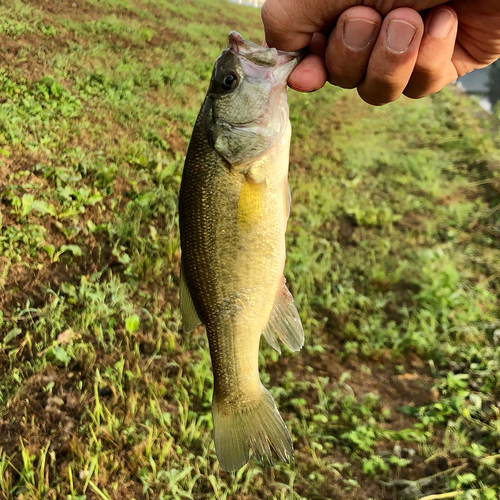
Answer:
(0, 368, 85, 460)
(266, 346, 437, 500)
(0, 365, 146, 499)
(0, 159, 120, 316)
(21, 0, 108, 21)
(0, 2, 469, 500)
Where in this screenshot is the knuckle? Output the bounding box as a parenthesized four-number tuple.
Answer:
(328, 73, 359, 90)
(260, 1, 272, 24)
(404, 73, 441, 99)
(261, 0, 289, 31)
(404, 65, 443, 98)
(326, 52, 370, 90)
(413, 58, 442, 81)
(366, 71, 403, 97)
(403, 87, 432, 99)
(357, 82, 400, 106)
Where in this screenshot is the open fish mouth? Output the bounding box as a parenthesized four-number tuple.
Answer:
(217, 32, 304, 132)
(228, 31, 304, 66)
(228, 31, 305, 85)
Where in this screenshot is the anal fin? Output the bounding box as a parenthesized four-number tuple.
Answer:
(263, 277, 304, 352)
(180, 263, 202, 333)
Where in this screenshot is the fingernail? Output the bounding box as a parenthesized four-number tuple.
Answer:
(429, 9, 454, 38)
(343, 18, 377, 50)
(386, 20, 416, 53)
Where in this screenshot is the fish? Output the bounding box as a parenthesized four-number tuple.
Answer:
(178, 31, 304, 471)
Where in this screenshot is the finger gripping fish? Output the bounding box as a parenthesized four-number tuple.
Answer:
(178, 31, 304, 471)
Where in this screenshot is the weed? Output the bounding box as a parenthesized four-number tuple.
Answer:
(0, 0, 499, 499)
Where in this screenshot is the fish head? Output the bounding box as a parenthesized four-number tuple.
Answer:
(206, 31, 302, 167)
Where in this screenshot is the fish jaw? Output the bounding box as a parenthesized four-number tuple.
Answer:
(226, 31, 302, 131)
(227, 30, 303, 87)
(206, 32, 302, 167)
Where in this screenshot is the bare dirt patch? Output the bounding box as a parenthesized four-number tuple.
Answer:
(22, 0, 107, 22)
(267, 349, 436, 500)
(0, 32, 72, 82)
(0, 367, 85, 460)
(271, 349, 434, 427)
(0, 364, 146, 499)
(21, 0, 180, 56)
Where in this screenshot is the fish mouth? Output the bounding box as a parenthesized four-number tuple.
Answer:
(221, 32, 301, 132)
(228, 31, 304, 84)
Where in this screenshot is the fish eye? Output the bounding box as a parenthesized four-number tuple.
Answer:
(221, 73, 238, 91)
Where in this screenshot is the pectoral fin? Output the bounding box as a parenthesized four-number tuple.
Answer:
(180, 263, 202, 333)
(263, 277, 304, 352)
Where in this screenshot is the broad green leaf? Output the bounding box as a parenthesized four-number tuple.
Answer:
(125, 314, 140, 333)
(60, 245, 83, 257)
(47, 346, 71, 365)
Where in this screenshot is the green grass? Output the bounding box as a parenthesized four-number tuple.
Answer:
(1, 0, 500, 499)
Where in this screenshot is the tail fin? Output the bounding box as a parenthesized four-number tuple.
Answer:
(212, 386, 293, 471)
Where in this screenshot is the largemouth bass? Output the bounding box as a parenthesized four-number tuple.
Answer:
(178, 31, 304, 471)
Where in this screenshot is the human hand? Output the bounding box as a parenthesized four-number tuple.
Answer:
(261, 0, 500, 105)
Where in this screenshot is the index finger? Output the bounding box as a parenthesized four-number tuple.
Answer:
(261, 0, 445, 51)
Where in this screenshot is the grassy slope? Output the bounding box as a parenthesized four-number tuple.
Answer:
(0, 0, 499, 499)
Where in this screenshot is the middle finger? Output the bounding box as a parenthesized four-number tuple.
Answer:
(357, 7, 424, 105)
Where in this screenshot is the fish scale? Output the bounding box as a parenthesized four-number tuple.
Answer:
(178, 31, 305, 471)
